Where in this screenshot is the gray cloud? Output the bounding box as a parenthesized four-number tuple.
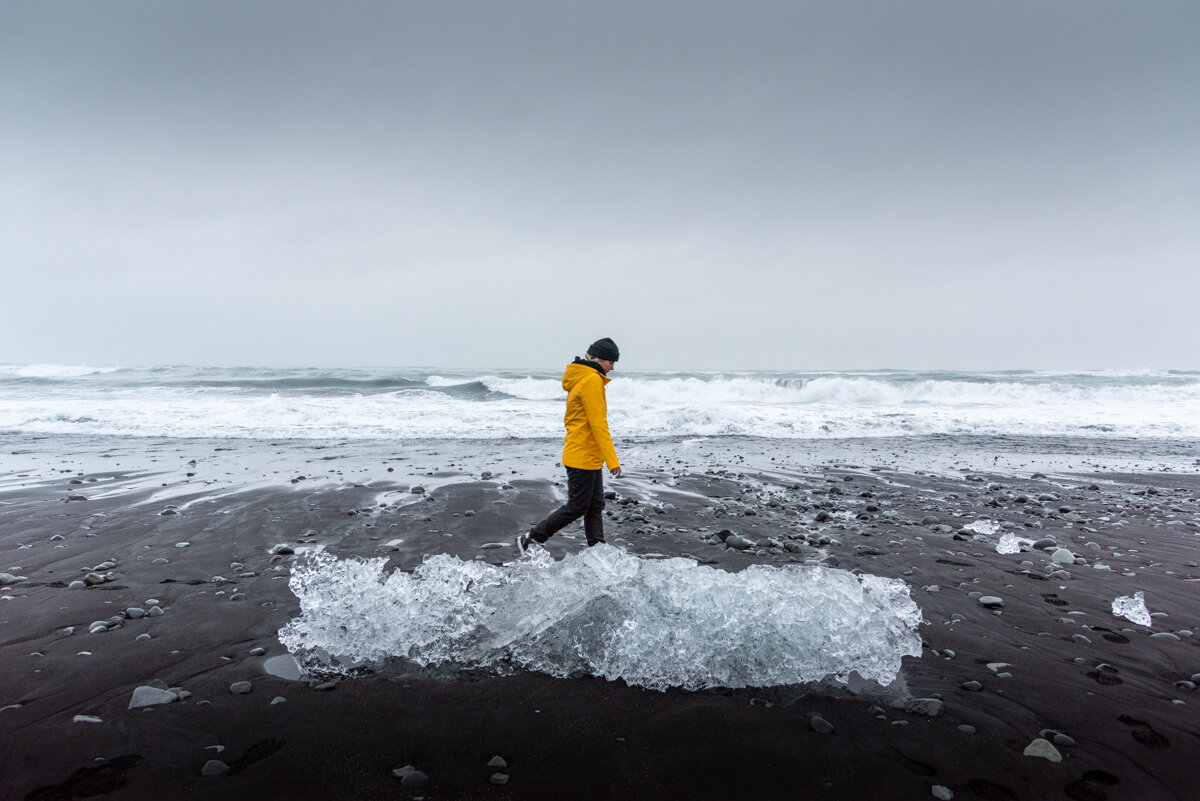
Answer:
(2, 1, 1198, 370)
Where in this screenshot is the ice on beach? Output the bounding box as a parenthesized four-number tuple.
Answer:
(996, 533, 1022, 554)
(965, 519, 1001, 536)
(1111, 591, 1152, 627)
(279, 545, 924, 692)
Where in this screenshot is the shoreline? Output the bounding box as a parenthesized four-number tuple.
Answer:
(2, 434, 1198, 800)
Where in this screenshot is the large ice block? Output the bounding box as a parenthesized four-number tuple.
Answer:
(279, 545, 923, 692)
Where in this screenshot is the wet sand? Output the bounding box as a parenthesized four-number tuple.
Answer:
(1, 434, 1198, 800)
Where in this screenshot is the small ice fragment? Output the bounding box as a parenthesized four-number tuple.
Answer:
(1112, 591, 1152, 627)
(996, 533, 1021, 554)
(965, 520, 1000, 536)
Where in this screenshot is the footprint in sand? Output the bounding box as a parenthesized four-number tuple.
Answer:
(1118, 715, 1170, 749)
(1064, 769, 1120, 801)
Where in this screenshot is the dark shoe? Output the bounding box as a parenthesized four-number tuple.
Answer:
(515, 531, 534, 555)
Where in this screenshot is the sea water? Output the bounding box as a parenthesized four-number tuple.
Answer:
(2, 364, 1199, 441)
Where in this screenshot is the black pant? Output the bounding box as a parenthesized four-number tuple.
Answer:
(531, 466, 606, 546)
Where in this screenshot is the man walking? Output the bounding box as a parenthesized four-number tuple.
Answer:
(517, 338, 622, 553)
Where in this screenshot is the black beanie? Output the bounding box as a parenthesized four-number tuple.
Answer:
(587, 337, 620, 362)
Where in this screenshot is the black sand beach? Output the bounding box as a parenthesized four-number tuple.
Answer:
(2, 434, 1198, 800)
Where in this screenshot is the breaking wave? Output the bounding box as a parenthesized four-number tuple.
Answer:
(278, 545, 924, 692)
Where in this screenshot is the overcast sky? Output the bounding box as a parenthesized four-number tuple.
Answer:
(2, 1, 1197, 371)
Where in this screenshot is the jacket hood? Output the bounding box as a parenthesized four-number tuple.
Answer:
(563, 358, 610, 391)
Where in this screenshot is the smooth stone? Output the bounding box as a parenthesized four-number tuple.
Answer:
(229, 682, 253, 695)
(1051, 548, 1076, 564)
(73, 715, 103, 724)
(400, 771, 428, 788)
(932, 786, 954, 800)
(249, 647, 266, 656)
(125, 608, 145, 619)
(961, 681, 983, 692)
(201, 760, 230, 776)
(174, 542, 190, 548)
(147, 606, 165, 616)
(129, 686, 178, 709)
(487, 756, 508, 768)
(83, 572, 106, 586)
(68, 581, 86, 590)
(904, 698, 943, 716)
(810, 714, 835, 734)
(1023, 738, 1063, 762)
(1053, 734, 1076, 748)
(0, 573, 27, 585)
(151, 558, 170, 565)
(1151, 632, 1181, 640)
(135, 634, 152, 642)
(271, 696, 287, 704)
(271, 544, 295, 555)
(978, 596, 1004, 608)
(957, 724, 977, 734)
(490, 773, 510, 785)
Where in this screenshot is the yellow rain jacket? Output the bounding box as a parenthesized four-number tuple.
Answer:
(560, 360, 620, 471)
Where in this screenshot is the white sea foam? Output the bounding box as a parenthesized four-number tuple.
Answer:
(278, 546, 924, 691)
(2, 365, 1199, 441)
(0, 364, 122, 379)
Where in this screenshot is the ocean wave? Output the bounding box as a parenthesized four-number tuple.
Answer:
(0, 364, 124, 379)
(2, 365, 1199, 441)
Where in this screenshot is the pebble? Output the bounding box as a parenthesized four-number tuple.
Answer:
(135, 634, 151, 642)
(903, 698, 943, 717)
(129, 686, 178, 709)
(229, 682, 253, 695)
(0, 573, 27, 585)
(957, 724, 976, 734)
(174, 542, 190, 548)
(68, 581, 86, 590)
(83, 572, 106, 586)
(271, 544, 295, 555)
(1023, 738, 1062, 762)
(73, 715, 103, 724)
(1051, 548, 1076, 564)
(978, 596, 1004, 608)
(249, 647, 266, 656)
(125, 608, 145, 619)
(271, 696, 287, 705)
(490, 773, 510, 785)
(810, 714, 835, 734)
(201, 760, 230, 776)
(147, 606, 165, 616)
(932, 786, 954, 800)
(960, 681, 982, 692)
(401, 770, 428, 787)
(487, 756, 508, 768)
(151, 558, 170, 565)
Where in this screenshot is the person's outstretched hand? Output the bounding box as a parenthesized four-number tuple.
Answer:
(610, 466, 622, 477)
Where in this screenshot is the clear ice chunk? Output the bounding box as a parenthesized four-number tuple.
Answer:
(966, 519, 1001, 536)
(996, 533, 1022, 554)
(1111, 591, 1152, 627)
(278, 545, 924, 692)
